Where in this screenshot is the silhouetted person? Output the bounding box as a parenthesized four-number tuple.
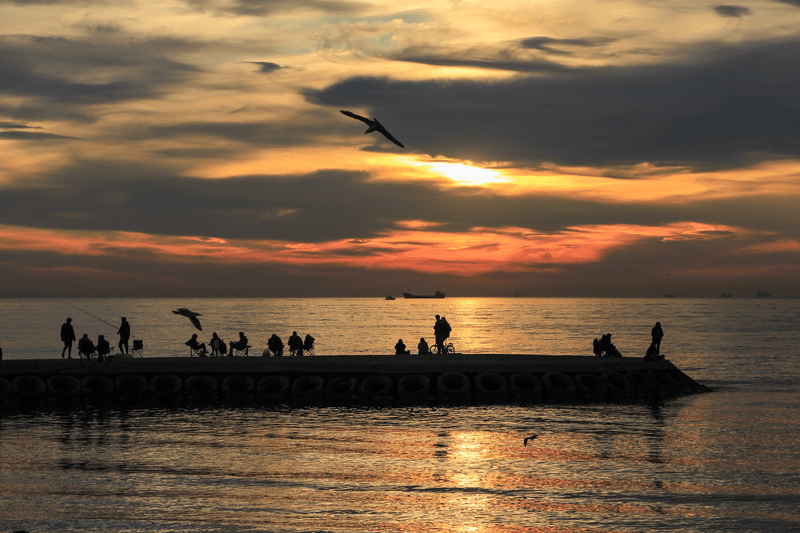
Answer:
(96, 334, 111, 361)
(434, 315, 444, 352)
(395, 338, 410, 355)
(651, 322, 663, 354)
(78, 334, 95, 359)
(117, 317, 130, 355)
(210, 332, 225, 356)
(593, 338, 602, 357)
(418, 337, 429, 354)
(268, 334, 284, 356)
(186, 333, 208, 356)
(288, 331, 303, 356)
(303, 334, 315, 354)
(645, 341, 661, 360)
(61, 317, 76, 359)
(229, 331, 248, 355)
(441, 317, 452, 344)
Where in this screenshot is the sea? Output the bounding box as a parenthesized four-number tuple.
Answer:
(0, 297, 798, 533)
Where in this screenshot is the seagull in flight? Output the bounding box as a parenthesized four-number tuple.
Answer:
(340, 110, 405, 148)
(173, 308, 202, 331)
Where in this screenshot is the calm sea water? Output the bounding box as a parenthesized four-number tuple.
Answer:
(1, 298, 799, 532)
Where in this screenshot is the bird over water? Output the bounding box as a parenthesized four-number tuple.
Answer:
(173, 308, 202, 331)
(340, 110, 405, 148)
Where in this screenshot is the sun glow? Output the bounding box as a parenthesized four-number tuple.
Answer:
(420, 161, 508, 186)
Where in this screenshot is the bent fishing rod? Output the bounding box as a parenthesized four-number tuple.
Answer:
(62, 301, 136, 339)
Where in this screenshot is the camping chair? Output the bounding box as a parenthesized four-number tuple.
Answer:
(189, 346, 207, 357)
(130, 339, 143, 358)
(231, 344, 250, 357)
(302, 336, 315, 356)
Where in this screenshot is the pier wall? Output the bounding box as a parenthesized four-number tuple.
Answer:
(0, 354, 709, 410)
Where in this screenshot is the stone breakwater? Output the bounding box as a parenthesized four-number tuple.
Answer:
(0, 354, 710, 410)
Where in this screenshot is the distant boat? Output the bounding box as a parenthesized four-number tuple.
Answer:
(756, 291, 772, 298)
(663, 293, 674, 297)
(403, 290, 446, 299)
(385, 295, 396, 300)
(721, 293, 733, 298)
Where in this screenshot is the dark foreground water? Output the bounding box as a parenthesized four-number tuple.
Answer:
(1, 298, 799, 532)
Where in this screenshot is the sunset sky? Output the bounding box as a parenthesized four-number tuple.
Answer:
(2, 0, 800, 297)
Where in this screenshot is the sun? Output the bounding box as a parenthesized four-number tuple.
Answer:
(425, 161, 508, 186)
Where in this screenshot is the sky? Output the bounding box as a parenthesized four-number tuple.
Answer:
(1, 0, 800, 297)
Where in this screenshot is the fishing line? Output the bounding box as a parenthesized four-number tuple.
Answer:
(61, 301, 135, 338)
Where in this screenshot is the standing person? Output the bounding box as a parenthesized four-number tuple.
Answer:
(61, 317, 76, 359)
(651, 321, 664, 355)
(433, 315, 444, 353)
(441, 317, 452, 346)
(117, 317, 131, 356)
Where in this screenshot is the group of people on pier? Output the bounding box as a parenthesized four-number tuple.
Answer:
(396, 314, 452, 355)
(61, 317, 131, 361)
(593, 322, 664, 360)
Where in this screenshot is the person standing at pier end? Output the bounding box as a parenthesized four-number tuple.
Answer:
(651, 322, 664, 355)
(61, 317, 76, 359)
(434, 315, 444, 353)
(117, 317, 130, 356)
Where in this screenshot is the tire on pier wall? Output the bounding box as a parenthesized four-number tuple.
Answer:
(574, 373, 608, 402)
(436, 372, 471, 406)
(186, 375, 219, 395)
(115, 375, 148, 396)
(47, 375, 81, 397)
(81, 375, 115, 396)
(541, 372, 578, 402)
(325, 376, 358, 406)
(646, 370, 677, 399)
(0, 377, 12, 399)
(474, 373, 508, 404)
(397, 374, 432, 407)
(222, 376, 254, 395)
(625, 371, 659, 401)
(508, 373, 544, 404)
(257, 375, 290, 404)
(358, 375, 394, 407)
(291, 375, 325, 407)
(12, 376, 47, 398)
(149, 375, 183, 395)
(669, 370, 700, 394)
(600, 372, 636, 401)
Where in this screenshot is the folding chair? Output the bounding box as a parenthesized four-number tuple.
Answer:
(130, 340, 144, 358)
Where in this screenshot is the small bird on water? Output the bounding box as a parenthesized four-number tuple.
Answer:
(340, 110, 405, 148)
(173, 308, 202, 331)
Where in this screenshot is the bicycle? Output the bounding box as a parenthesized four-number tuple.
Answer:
(429, 342, 456, 355)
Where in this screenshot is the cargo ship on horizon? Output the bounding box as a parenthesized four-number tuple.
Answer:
(403, 290, 446, 299)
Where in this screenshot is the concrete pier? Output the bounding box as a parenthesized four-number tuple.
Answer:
(0, 354, 710, 409)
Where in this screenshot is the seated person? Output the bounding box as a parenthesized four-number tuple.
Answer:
(303, 334, 315, 353)
(96, 334, 111, 361)
(644, 341, 661, 360)
(229, 332, 248, 355)
(268, 334, 284, 356)
(186, 333, 208, 356)
(418, 337, 429, 355)
(287, 331, 303, 356)
(395, 338, 410, 355)
(593, 338, 602, 357)
(209, 332, 225, 357)
(78, 334, 95, 358)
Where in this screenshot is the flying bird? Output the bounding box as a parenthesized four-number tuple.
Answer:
(340, 110, 405, 148)
(173, 308, 202, 331)
(523, 435, 538, 446)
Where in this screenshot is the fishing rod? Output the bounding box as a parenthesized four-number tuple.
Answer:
(62, 301, 135, 338)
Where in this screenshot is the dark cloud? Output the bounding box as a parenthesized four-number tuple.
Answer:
(249, 61, 284, 73)
(0, 130, 76, 140)
(0, 34, 200, 121)
(183, 0, 368, 16)
(0, 122, 41, 129)
(713, 5, 752, 17)
(519, 36, 617, 55)
(773, 0, 800, 7)
(308, 39, 800, 170)
(1, 158, 798, 246)
(386, 47, 574, 73)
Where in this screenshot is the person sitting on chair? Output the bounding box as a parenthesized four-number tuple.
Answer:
(186, 334, 208, 356)
(229, 332, 248, 355)
(418, 337, 429, 355)
(96, 334, 111, 361)
(303, 334, 315, 354)
(78, 334, 95, 359)
(268, 334, 284, 356)
(395, 338, 410, 355)
(210, 332, 225, 356)
(288, 331, 303, 356)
